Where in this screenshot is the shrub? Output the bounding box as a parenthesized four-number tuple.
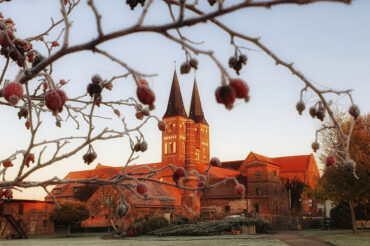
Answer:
(148, 216, 169, 231)
(172, 216, 191, 225)
(330, 203, 352, 229)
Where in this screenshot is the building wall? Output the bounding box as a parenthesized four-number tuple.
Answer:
(0, 201, 54, 238)
(200, 198, 247, 219)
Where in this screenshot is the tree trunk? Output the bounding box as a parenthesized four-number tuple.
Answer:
(349, 200, 357, 235)
(67, 224, 71, 237)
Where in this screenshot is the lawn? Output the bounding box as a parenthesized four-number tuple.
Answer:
(0, 233, 288, 246)
(297, 229, 370, 246)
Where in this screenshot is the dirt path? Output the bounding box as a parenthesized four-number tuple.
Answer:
(272, 231, 331, 246)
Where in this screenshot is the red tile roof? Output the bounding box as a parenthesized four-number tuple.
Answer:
(243, 152, 280, 166)
(221, 160, 243, 170)
(272, 154, 311, 173)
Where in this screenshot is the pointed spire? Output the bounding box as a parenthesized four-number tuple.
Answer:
(163, 70, 188, 119)
(189, 79, 208, 125)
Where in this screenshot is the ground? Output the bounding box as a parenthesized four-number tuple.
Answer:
(0, 230, 369, 246)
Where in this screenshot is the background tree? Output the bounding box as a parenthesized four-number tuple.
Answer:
(312, 113, 370, 233)
(0, 0, 364, 225)
(75, 184, 99, 202)
(49, 201, 90, 236)
(284, 178, 307, 215)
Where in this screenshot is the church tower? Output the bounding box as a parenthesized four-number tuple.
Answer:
(189, 79, 210, 165)
(162, 71, 188, 164)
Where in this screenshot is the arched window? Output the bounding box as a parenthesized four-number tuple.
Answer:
(173, 142, 176, 153)
(164, 143, 168, 154)
(168, 142, 173, 154)
(256, 187, 261, 195)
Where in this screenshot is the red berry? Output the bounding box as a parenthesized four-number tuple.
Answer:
(114, 109, 121, 116)
(45, 89, 67, 113)
(210, 157, 221, 167)
(0, 29, 15, 48)
(234, 184, 245, 196)
(3, 82, 23, 105)
(51, 41, 59, 47)
(139, 79, 149, 87)
(25, 121, 30, 129)
(326, 156, 336, 167)
(60, 80, 67, 86)
(43, 82, 48, 90)
(230, 79, 249, 99)
(215, 85, 236, 109)
(4, 189, 13, 199)
(135, 111, 144, 120)
(172, 173, 180, 183)
(3, 160, 12, 168)
(105, 83, 113, 90)
(136, 85, 155, 106)
(25, 153, 35, 167)
(174, 167, 186, 178)
(158, 121, 166, 131)
(136, 183, 148, 195)
(27, 52, 35, 63)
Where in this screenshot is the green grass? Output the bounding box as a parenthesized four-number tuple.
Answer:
(0, 233, 288, 246)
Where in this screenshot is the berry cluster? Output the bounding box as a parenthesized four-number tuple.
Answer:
(136, 79, 155, 109)
(126, 0, 146, 10)
(198, 174, 206, 188)
(2, 82, 23, 105)
(215, 79, 249, 109)
(228, 55, 247, 75)
(136, 183, 148, 196)
(311, 141, 320, 152)
(134, 140, 148, 152)
(25, 153, 35, 167)
(348, 105, 360, 120)
(45, 89, 67, 114)
(83, 146, 97, 165)
(116, 200, 130, 218)
(308, 102, 325, 121)
(0, 189, 13, 200)
(180, 58, 198, 75)
(234, 183, 246, 196)
(134, 104, 150, 120)
(87, 74, 104, 106)
(209, 157, 221, 167)
(172, 167, 186, 184)
(0, 18, 33, 67)
(2, 159, 12, 168)
(207, 0, 216, 6)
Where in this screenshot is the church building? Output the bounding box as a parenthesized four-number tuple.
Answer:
(48, 71, 320, 229)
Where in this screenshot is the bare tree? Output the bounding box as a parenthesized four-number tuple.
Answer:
(0, 0, 361, 219)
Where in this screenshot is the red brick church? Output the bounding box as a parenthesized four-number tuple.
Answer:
(48, 71, 320, 229)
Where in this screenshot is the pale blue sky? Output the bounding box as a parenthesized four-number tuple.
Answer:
(0, 0, 369, 199)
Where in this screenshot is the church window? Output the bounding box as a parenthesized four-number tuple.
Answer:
(224, 206, 230, 214)
(168, 142, 173, 154)
(254, 204, 259, 213)
(164, 143, 168, 154)
(74, 187, 80, 193)
(54, 188, 61, 194)
(256, 187, 261, 195)
(255, 170, 260, 177)
(173, 142, 176, 153)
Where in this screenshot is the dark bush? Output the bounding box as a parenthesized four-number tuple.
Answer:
(148, 216, 169, 231)
(172, 216, 191, 225)
(330, 203, 352, 229)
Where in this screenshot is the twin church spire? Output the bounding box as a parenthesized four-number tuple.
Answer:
(163, 70, 207, 124)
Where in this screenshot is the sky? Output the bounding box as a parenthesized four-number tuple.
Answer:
(0, 0, 369, 200)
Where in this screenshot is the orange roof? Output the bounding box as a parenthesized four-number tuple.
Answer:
(273, 154, 311, 173)
(221, 160, 243, 170)
(243, 152, 280, 166)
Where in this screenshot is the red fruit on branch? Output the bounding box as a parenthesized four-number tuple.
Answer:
(51, 41, 59, 47)
(25, 121, 30, 129)
(2, 159, 12, 168)
(234, 184, 245, 196)
(136, 183, 148, 195)
(114, 109, 120, 116)
(229, 79, 249, 100)
(26, 153, 35, 167)
(136, 85, 155, 106)
(326, 156, 336, 167)
(0, 29, 15, 48)
(3, 82, 23, 105)
(3, 189, 13, 199)
(215, 85, 236, 109)
(45, 89, 67, 113)
(174, 167, 186, 178)
(135, 111, 144, 120)
(172, 173, 180, 184)
(27, 52, 35, 63)
(139, 79, 149, 87)
(158, 121, 166, 131)
(209, 157, 221, 167)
